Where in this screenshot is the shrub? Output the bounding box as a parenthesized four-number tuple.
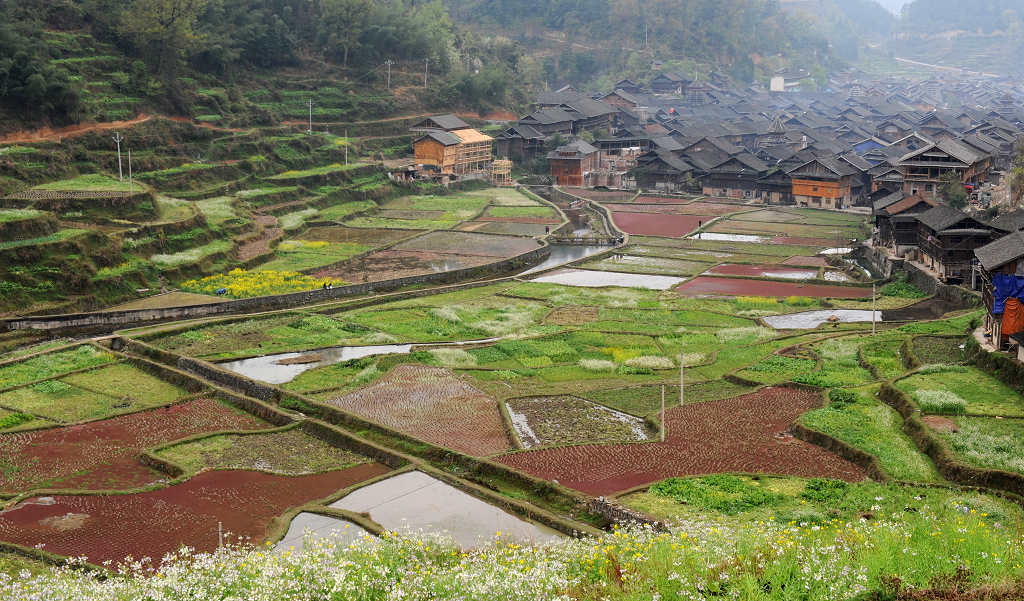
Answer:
(913, 389, 966, 415)
(428, 348, 477, 368)
(800, 478, 849, 503)
(881, 276, 927, 298)
(0, 413, 33, 429)
(828, 389, 858, 407)
(785, 296, 816, 307)
(650, 475, 783, 514)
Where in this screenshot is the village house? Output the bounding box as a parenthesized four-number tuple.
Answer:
(701, 153, 772, 201)
(548, 140, 599, 187)
(412, 128, 493, 178)
(897, 138, 991, 199)
(873, 192, 937, 252)
(787, 157, 862, 209)
(915, 205, 999, 283)
(975, 231, 1024, 349)
(632, 150, 695, 192)
(493, 124, 546, 162)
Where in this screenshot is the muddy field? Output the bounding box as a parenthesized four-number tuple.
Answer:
(302, 226, 419, 245)
(497, 386, 865, 496)
(391, 231, 540, 257)
(505, 396, 650, 448)
(0, 398, 268, 493)
(676, 276, 873, 298)
(326, 365, 511, 456)
(782, 256, 829, 267)
(314, 249, 493, 282)
(611, 212, 709, 237)
(0, 464, 391, 564)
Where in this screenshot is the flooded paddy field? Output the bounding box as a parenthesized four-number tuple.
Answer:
(677, 276, 873, 298)
(529, 268, 684, 290)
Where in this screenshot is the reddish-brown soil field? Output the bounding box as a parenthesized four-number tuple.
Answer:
(707, 264, 820, 279)
(782, 256, 829, 267)
(0, 464, 390, 564)
(611, 212, 709, 237)
(303, 226, 418, 245)
(922, 415, 958, 433)
(314, 249, 492, 282)
(565, 188, 635, 202)
(673, 202, 747, 216)
(236, 215, 283, 262)
(605, 204, 683, 214)
(676, 276, 873, 298)
(326, 365, 511, 456)
(497, 386, 865, 496)
(0, 398, 268, 493)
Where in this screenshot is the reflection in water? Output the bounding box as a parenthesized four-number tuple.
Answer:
(689, 232, 767, 243)
(519, 245, 610, 275)
(220, 338, 501, 384)
(763, 309, 879, 329)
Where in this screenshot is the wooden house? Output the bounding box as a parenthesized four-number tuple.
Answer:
(410, 114, 470, 133)
(874, 193, 937, 252)
(413, 128, 493, 176)
(702, 153, 771, 201)
(548, 140, 599, 187)
(494, 124, 546, 162)
(916, 205, 998, 283)
(651, 72, 689, 94)
(787, 157, 861, 209)
(975, 231, 1024, 348)
(632, 150, 694, 192)
(897, 138, 991, 199)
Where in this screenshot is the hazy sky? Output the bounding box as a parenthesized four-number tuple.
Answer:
(874, 0, 909, 15)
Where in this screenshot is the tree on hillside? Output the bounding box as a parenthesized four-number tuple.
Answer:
(320, 0, 372, 67)
(121, 0, 209, 76)
(939, 170, 967, 209)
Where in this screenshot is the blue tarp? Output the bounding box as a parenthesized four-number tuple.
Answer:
(992, 273, 1024, 314)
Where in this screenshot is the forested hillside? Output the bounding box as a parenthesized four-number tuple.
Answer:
(0, 0, 844, 132)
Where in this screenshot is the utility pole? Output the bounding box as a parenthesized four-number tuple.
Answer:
(872, 282, 876, 335)
(680, 354, 685, 408)
(127, 148, 133, 195)
(344, 129, 349, 165)
(385, 60, 394, 90)
(307, 99, 313, 135)
(424, 58, 429, 88)
(112, 132, 124, 181)
(660, 384, 665, 442)
(644, 22, 648, 50)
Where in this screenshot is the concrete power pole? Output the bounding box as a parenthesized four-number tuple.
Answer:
(112, 132, 124, 182)
(424, 58, 429, 88)
(307, 99, 313, 135)
(127, 148, 133, 195)
(385, 60, 394, 90)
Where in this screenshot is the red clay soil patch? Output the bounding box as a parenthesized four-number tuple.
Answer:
(611, 212, 709, 237)
(497, 386, 865, 496)
(326, 365, 511, 456)
(0, 398, 268, 493)
(773, 236, 845, 247)
(634, 195, 691, 204)
(564, 188, 636, 202)
(0, 464, 390, 564)
(605, 204, 682, 214)
(707, 264, 819, 279)
(674, 202, 747, 216)
(783, 256, 829, 267)
(676, 276, 872, 298)
(922, 416, 959, 433)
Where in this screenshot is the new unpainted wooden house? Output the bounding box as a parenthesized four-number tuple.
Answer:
(413, 128, 494, 177)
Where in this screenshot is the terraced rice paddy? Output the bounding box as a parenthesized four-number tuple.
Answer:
(0, 465, 390, 564)
(330, 471, 560, 548)
(677, 276, 873, 298)
(498, 386, 865, 496)
(326, 365, 511, 456)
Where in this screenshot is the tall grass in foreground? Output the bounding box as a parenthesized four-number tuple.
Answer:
(5, 504, 1023, 601)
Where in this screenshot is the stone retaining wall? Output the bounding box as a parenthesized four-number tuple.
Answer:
(1, 243, 550, 334)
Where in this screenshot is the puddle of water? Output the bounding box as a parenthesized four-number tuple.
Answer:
(689, 232, 768, 243)
(519, 244, 610, 275)
(219, 344, 413, 385)
(220, 337, 503, 385)
(529, 269, 683, 290)
(760, 270, 817, 280)
(819, 247, 853, 255)
(763, 309, 880, 329)
(275, 512, 369, 552)
(823, 271, 851, 282)
(330, 471, 561, 548)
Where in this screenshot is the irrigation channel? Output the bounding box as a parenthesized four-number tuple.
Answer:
(220, 338, 500, 384)
(518, 244, 611, 276)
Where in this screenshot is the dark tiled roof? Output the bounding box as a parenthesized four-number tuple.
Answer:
(917, 205, 972, 232)
(991, 209, 1024, 232)
(412, 114, 470, 131)
(975, 231, 1024, 270)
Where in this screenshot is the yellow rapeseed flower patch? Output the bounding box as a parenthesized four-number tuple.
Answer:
(180, 268, 343, 299)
